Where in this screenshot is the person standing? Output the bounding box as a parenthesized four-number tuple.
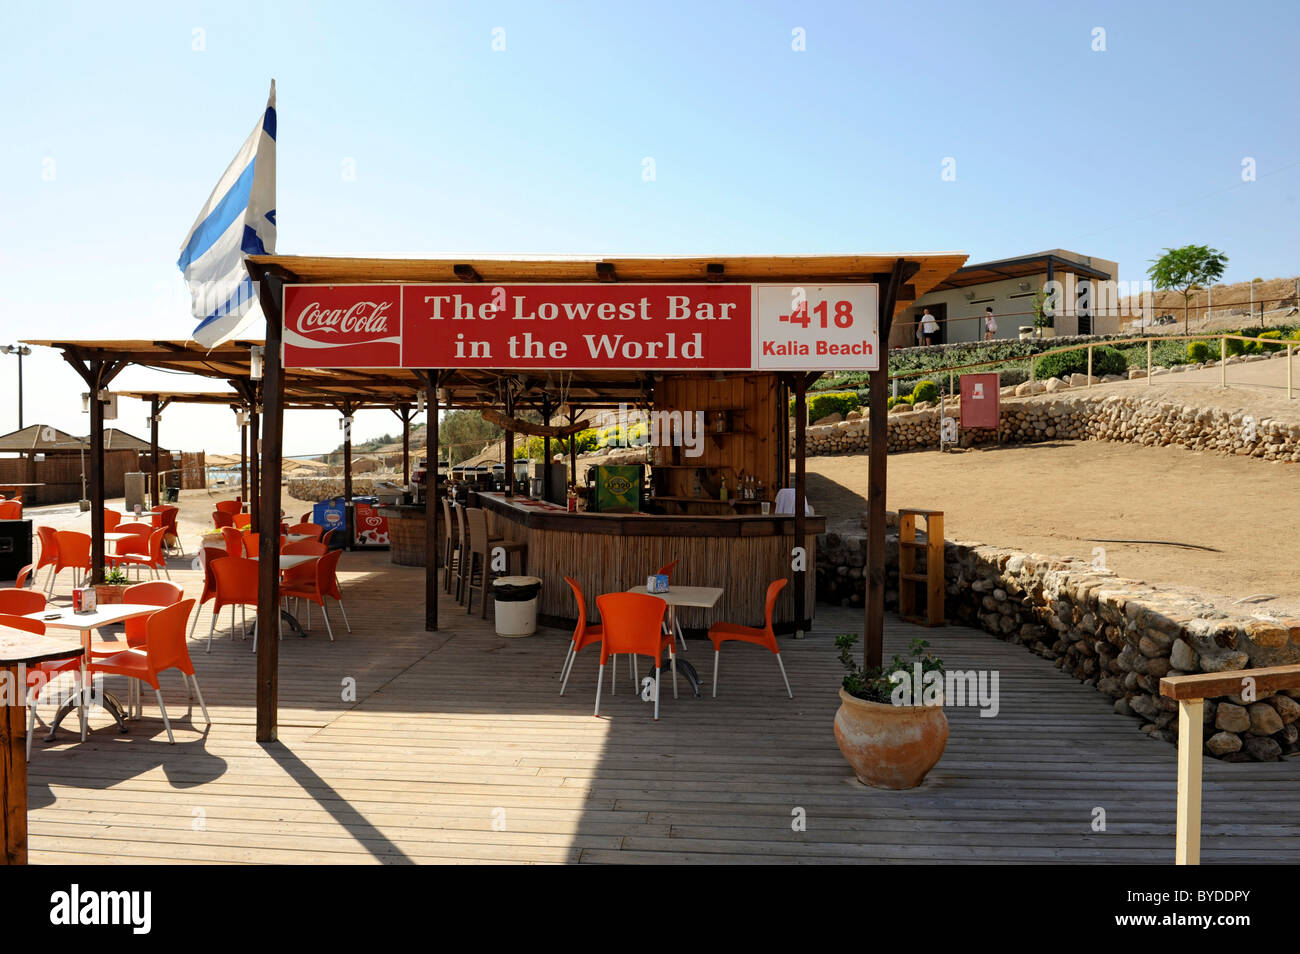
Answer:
(920, 308, 940, 345)
(983, 306, 998, 340)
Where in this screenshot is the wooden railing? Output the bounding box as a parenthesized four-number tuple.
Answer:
(1159, 664, 1300, 864)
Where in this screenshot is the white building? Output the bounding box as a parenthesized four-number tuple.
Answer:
(897, 250, 1121, 347)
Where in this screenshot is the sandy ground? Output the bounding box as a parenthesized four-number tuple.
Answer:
(808, 440, 1300, 617)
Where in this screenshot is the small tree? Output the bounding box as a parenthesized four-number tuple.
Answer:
(1147, 245, 1229, 334)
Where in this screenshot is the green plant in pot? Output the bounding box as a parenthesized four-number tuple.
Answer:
(94, 567, 131, 605)
(832, 635, 949, 790)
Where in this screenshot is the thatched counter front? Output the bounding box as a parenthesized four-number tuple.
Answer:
(475, 493, 823, 631)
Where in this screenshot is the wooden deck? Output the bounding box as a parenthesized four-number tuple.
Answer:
(24, 550, 1300, 864)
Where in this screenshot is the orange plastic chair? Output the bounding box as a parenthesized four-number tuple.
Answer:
(220, 526, 244, 558)
(286, 522, 323, 540)
(594, 592, 673, 720)
(298, 511, 312, 524)
(119, 580, 184, 649)
(208, 556, 259, 653)
(190, 548, 227, 638)
(109, 528, 170, 581)
(212, 510, 234, 529)
(102, 509, 122, 532)
(88, 600, 209, 744)
(242, 531, 261, 557)
(116, 521, 152, 536)
(232, 512, 252, 530)
(282, 539, 327, 556)
(321, 528, 340, 548)
(0, 587, 45, 616)
(154, 506, 181, 554)
(215, 499, 242, 516)
(282, 549, 344, 640)
(0, 501, 22, 519)
(559, 577, 603, 695)
(706, 578, 792, 699)
(52, 531, 92, 592)
(656, 559, 678, 579)
(15, 564, 35, 589)
(35, 526, 60, 595)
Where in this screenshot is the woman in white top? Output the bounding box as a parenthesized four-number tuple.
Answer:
(983, 306, 998, 340)
(919, 308, 940, 345)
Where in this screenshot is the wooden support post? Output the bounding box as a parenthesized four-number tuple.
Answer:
(542, 397, 553, 502)
(253, 269, 287, 744)
(1288, 343, 1294, 400)
(424, 372, 440, 631)
(240, 413, 249, 501)
(1, 663, 26, 864)
(1222, 336, 1227, 388)
(504, 388, 515, 498)
(62, 354, 125, 585)
(865, 260, 913, 669)
(1147, 339, 1153, 385)
(567, 407, 578, 488)
(400, 405, 412, 486)
(1086, 344, 1093, 387)
(149, 396, 160, 507)
(793, 374, 807, 637)
(342, 402, 354, 550)
(1174, 699, 1203, 865)
(249, 397, 261, 534)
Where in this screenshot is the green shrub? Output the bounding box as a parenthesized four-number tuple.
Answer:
(1290, 328, 1300, 342)
(1257, 330, 1284, 352)
(1032, 345, 1126, 380)
(1224, 336, 1246, 357)
(798, 390, 859, 421)
(886, 395, 914, 410)
(911, 380, 940, 404)
(1187, 341, 1211, 363)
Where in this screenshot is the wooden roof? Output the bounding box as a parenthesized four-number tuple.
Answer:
(27, 251, 968, 410)
(248, 252, 968, 314)
(929, 251, 1111, 291)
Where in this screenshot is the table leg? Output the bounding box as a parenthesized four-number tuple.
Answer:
(1, 663, 28, 865)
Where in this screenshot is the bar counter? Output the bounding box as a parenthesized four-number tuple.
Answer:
(475, 492, 823, 631)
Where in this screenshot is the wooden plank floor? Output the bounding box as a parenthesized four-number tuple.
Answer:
(24, 551, 1300, 864)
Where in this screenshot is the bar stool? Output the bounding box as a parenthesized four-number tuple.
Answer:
(463, 507, 527, 618)
(441, 498, 461, 594)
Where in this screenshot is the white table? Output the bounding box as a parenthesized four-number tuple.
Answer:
(252, 553, 318, 570)
(25, 603, 162, 740)
(286, 533, 316, 543)
(625, 585, 723, 696)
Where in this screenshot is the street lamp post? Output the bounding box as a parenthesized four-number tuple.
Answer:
(0, 345, 31, 430)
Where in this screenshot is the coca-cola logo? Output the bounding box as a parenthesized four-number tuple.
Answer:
(295, 300, 395, 339)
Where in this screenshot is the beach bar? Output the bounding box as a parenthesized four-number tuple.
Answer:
(28, 251, 968, 741)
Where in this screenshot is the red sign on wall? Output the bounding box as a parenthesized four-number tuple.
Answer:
(959, 372, 1001, 430)
(282, 282, 880, 371)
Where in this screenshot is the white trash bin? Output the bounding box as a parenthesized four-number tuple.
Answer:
(493, 576, 542, 637)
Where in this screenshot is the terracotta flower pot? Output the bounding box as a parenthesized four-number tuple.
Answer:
(833, 688, 949, 790)
(94, 584, 130, 605)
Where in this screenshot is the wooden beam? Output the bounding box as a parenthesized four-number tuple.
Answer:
(793, 374, 808, 635)
(453, 264, 482, 282)
(254, 269, 288, 743)
(864, 259, 919, 668)
(1174, 699, 1203, 865)
(425, 372, 440, 631)
(596, 262, 616, 282)
(1160, 664, 1300, 701)
(706, 263, 724, 282)
(248, 397, 261, 534)
(149, 396, 160, 508)
(341, 402, 354, 549)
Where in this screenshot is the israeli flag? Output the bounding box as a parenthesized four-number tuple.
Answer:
(177, 81, 277, 349)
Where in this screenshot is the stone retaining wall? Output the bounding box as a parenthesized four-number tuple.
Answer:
(286, 476, 384, 501)
(805, 378, 1300, 462)
(818, 530, 1300, 760)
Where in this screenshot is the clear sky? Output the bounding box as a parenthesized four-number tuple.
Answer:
(1, 0, 1297, 456)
